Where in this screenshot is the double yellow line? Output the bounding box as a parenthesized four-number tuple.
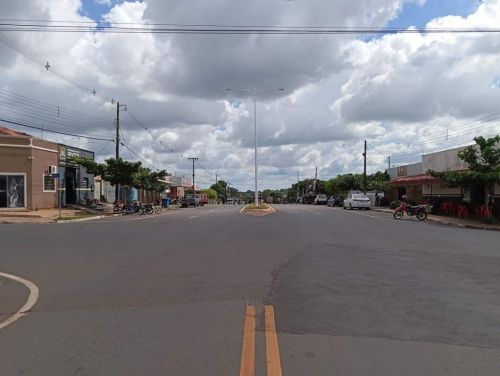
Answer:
(240, 305, 282, 376)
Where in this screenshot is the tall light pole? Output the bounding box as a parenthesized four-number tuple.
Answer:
(188, 157, 198, 193)
(226, 88, 284, 206)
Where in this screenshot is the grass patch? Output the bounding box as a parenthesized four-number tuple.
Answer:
(55, 213, 96, 221)
(245, 204, 270, 210)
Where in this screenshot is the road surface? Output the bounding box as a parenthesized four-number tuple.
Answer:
(0, 205, 499, 375)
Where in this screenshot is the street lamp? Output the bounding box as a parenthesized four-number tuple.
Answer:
(226, 87, 284, 206)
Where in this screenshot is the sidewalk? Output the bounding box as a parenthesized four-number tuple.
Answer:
(0, 204, 185, 224)
(0, 208, 103, 224)
(372, 207, 500, 231)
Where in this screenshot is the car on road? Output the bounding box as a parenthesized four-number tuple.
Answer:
(314, 194, 328, 205)
(301, 193, 316, 205)
(180, 194, 200, 208)
(327, 195, 344, 207)
(343, 193, 371, 210)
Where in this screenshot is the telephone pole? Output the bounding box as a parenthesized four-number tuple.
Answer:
(314, 166, 318, 193)
(188, 157, 199, 192)
(388, 156, 391, 170)
(363, 140, 367, 193)
(114, 101, 127, 201)
(296, 171, 299, 203)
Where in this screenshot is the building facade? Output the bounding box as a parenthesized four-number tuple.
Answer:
(0, 126, 95, 210)
(388, 145, 500, 215)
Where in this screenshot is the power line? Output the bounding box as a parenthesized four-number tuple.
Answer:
(120, 141, 161, 171)
(0, 117, 115, 141)
(0, 103, 113, 137)
(0, 32, 113, 101)
(0, 89, 110, 121)
(120, 129, 167, 171)
(125, 110, 175, 151)
(1, 22, 500, 34)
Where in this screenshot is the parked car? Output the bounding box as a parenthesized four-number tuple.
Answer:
(343, 194, 371, 210)
(180, 194, 200, 208)
(301, 193, 316, 205)
(314, 194, 328, 205)
(327, 195, 344, 207)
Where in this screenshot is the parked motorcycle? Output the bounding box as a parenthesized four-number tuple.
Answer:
(393, 202, 427, 221)
(121, 202, 145, 215)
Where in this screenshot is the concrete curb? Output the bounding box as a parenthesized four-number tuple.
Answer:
(371, 208, 500, 232)
(56, 215, 108, 224)
(240, 204, 276, 216)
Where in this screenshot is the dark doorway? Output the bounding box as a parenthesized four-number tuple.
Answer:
(65, 168, 77, 205)
(470, 185, 485, 207)
(397, 187, 407, 200)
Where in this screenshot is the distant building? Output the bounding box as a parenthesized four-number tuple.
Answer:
(0, 126, 95, 210)
(387, 145, 500, 215)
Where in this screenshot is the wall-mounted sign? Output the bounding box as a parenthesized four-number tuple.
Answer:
(59, 145, 81, 167)
(397, 166, 408, 177)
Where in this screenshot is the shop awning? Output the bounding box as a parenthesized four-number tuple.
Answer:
(390, 174, 438, 186)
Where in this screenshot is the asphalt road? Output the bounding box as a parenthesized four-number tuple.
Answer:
(0, 204, 499, 375)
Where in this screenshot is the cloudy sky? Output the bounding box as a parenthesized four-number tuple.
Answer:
(1, 0, 499, 190)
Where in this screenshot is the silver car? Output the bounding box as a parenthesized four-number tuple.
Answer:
(343, 194, 371, 210)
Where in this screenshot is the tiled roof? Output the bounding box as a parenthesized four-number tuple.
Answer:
(0, 126, 32, 137)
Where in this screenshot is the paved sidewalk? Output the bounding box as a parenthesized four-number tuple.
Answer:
(0, 204, 186, 224)
(373, 207, 500, 231)
(0, 208, 99, 224)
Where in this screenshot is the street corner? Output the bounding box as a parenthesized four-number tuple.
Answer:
(0, 273, 39, 331)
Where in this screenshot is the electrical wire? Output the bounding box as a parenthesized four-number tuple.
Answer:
(1, 21, 500, 34)
(0, 89, 110, 121)
(0, 32, 115, 102)
(0, 117, 115, 141)
(124, 110, 175, 152)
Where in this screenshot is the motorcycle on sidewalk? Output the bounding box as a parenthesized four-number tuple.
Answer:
(393, 202, 428, 221)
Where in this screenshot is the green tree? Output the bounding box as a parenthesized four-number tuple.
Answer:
(72, 156, 168, 201)
(367, 171, 390, 191)
(200, 188, 217, 200)
(429, 135, 500, 217)
(210, 180, 228, 202)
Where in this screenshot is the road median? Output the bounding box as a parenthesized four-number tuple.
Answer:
(240, 203, 276, 216)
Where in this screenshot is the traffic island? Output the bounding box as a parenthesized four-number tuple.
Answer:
(240, 203, 276, 216)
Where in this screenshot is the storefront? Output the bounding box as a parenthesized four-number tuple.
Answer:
(0, 126, 95, 210)
(58, 145, 95, 205)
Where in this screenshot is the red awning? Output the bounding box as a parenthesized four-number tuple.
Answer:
(390, 174, 438, 186)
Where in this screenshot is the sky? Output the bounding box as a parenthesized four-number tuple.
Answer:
(1, 0, 500, 191)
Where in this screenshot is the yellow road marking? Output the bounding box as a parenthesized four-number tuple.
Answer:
(240, 305, 256, 376)
(265, 305, 282, 376)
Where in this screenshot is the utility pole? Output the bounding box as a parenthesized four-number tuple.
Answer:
(296, 171, 299, 203)
(314, 166, 318, 194)
(188, 157, 198, 193)
(114, 101, 126, 201)
(388, 156, 391, 170)
(215, 173, 218, 186)
(363, 140, 367, 193)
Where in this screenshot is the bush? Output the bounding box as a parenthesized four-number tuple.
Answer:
(389, 200, 400, 209)
(479, 216, 499, 225)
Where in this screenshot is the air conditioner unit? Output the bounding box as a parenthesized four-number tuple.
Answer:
(48, 165, 57, 174)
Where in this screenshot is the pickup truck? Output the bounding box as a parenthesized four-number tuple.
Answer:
(180, 194, 200, 208)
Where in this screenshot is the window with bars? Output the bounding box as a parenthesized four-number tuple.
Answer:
(43, 175, 56, 192)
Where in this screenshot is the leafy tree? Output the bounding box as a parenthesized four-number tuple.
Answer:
(429, 135, 500, 217)
(210, 180, 228, 202)
(200, 188, 217, 200)
(71, 156, 168, 201)
(367, 171, 390, 192)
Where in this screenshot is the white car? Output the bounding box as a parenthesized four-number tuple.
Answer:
(343, 194, 371, 210)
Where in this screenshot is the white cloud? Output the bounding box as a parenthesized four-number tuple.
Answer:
(1, 0, 500, 190)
